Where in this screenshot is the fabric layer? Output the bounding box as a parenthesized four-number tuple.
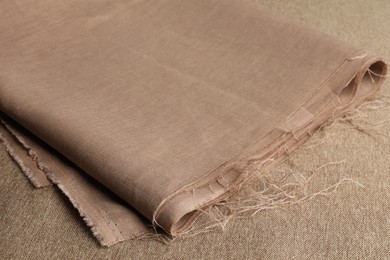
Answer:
(0, 0, 387, 245)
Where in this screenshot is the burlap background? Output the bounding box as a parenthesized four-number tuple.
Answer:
(1, 0, 389, 259)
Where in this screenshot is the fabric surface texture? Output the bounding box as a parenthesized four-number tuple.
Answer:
(0, 0, 389, 257)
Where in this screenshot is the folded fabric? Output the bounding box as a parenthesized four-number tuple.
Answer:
(0, 0, 387, 246)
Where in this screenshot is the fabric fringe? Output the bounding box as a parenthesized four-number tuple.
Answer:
(0, 122, 110, 246)
(141, 93, 390, 243)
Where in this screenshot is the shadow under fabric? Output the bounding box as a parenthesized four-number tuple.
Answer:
(0, 0, 387, 246)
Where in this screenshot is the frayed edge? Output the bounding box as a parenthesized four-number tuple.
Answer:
(174, 159, 363, 238)
(136, 230, 174, 245)
(24, 152, 114, 246)
(23, 152, 110, 245)
(0, 122, 114, 246)
(27, 154, 114, 246)
(163, 93, 390, 239)
(0, 131, 51, 188)
(342, 95, 389, 132)
(302, 94, 390, 151)
(55, 182, 108, 245)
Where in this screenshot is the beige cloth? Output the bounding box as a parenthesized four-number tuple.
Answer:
(0, 0, 387, 247)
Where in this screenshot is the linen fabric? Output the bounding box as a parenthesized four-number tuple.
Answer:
(0, 0, 387, 246)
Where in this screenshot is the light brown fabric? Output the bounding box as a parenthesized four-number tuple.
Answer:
(0, 0, 387, 247)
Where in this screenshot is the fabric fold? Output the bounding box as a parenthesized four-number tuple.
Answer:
(0, 0, 387, 245)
